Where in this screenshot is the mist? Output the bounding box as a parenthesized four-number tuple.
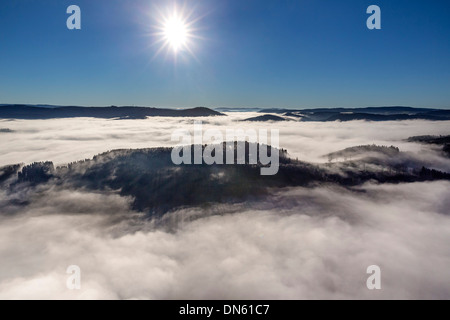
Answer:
(1, 116, 450, 299)
(1, 115, 449, 169)
(0, 180, 449, 299)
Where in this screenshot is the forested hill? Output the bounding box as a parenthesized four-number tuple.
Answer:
(2, 143, 449, 215)
(257, 107, 450, 122)
(0, 105, 224, 119)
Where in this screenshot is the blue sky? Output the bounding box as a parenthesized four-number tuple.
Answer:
(0, 0, 449, 108)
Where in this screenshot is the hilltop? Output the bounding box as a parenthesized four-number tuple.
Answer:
(0, 105, 224, 119)
(2, 141, 449, 216)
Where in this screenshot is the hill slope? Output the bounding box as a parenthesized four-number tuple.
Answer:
(4, 143, 449, 215)
(0, 105, 224, 119)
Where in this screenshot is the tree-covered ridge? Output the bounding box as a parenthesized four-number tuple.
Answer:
(18, 162, 54, 185)
(325, 145, 400, 162)
(407, 135, 450, 157)
(256, 107, 450, 122)
(0, 105, 224, 120)
(407, 135, 450, 144)
(7, 142, 450, 215)
(0, 164, 21, 184)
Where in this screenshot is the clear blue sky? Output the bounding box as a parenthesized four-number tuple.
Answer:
(0, 0, 449, 109)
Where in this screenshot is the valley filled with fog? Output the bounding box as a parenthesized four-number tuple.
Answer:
(1, 113, 450, 168)
(0, 114, 449, 299)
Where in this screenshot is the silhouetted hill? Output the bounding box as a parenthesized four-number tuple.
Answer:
(444, 144, 450, 157)
(242, 114, 287, 122)
(5, 143, 450, 215)
(257, 107, 450, 122)
(407, 135, 450, 157)
(0, 105, 224, 119)
(0, 165, 21, 184)
(18, 162, 54, 185)
(215, 107, 262, 112)
(407, 135, 450, 145)
(325, 145, 400, 161)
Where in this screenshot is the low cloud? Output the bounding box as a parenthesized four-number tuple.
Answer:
(0, 116, 449, 299)
(0, 116, 449, 169)
(0, 181, 449, 299)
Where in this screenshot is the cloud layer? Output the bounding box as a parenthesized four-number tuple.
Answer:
(1, 115, 449, 169)
(0, 181, 449, 299)
(1, 116, 450, 299)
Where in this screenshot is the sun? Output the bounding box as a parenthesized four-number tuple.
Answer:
(152, 4, 200, 58)
(163, 15, 188, 52)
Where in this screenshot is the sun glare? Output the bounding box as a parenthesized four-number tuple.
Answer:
(164, 15, 188, 52)
(152, 4, 200, 59)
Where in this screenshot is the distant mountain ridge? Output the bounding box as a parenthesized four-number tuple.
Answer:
(2, 105, 449, 121)
(261, 106, 441, 114)
(242, 114, 287, 122)
(0, 105, 224, 119)
(260, 107, 450, 122)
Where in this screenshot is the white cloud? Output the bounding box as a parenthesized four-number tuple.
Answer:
(1, 116, 449, 169)
(1, 116, 450, 299)
(0, 182, 449, 299)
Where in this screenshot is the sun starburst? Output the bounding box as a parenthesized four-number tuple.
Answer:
(152, 4, 201, 59)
